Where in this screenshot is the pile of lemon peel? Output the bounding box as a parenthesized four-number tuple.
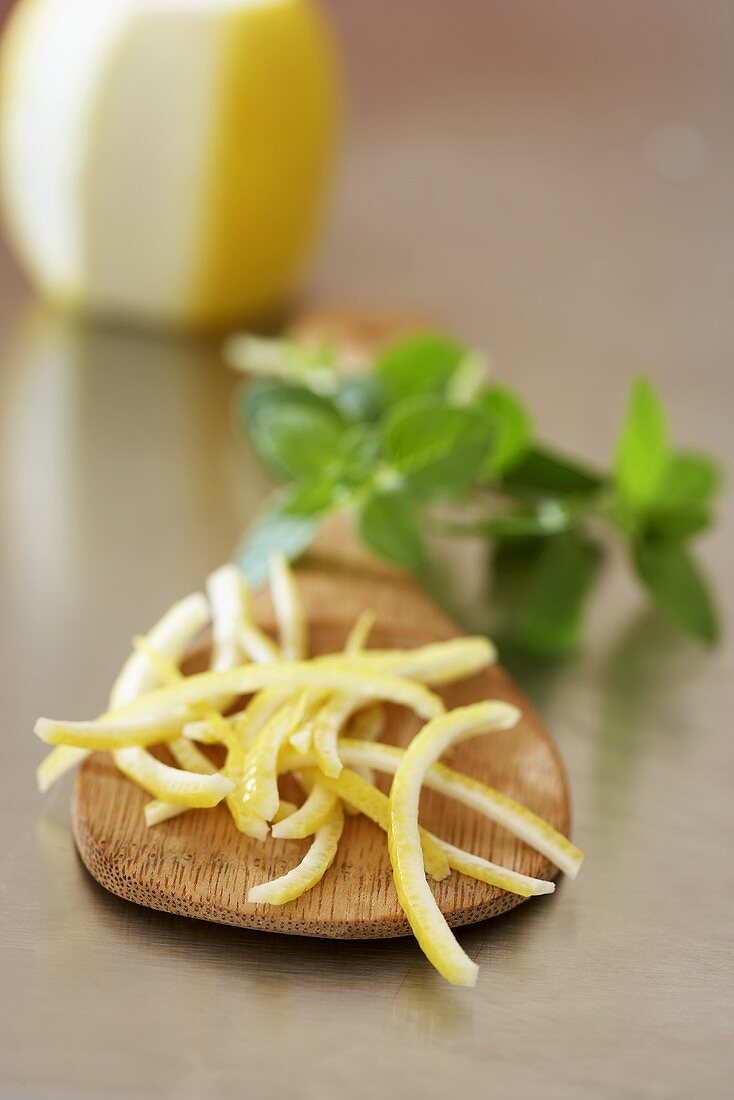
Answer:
(34, 553, 583, 986)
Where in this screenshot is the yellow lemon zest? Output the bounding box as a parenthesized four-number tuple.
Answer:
(344, 609, 376, 654)
(388, 702, 520, 987)
(271, 782, 338, 840)
(269, 551, 307, 660)
(303, 767, 450, 884)
(33, 563, 584, 989)
(248, 803, 344, 906)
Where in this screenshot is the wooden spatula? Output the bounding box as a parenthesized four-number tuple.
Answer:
(72, 310, 571, 939)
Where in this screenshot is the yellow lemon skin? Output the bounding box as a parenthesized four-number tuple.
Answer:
(0, 0, 341, 331)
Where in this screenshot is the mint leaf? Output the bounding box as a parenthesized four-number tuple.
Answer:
(651, 451, 721, 509)
(640, 452, 721, 542)
(474, 385, 533, 477)
(382, 397, 492, 499)
(614, 378, 669, 506)
(515, 532, 601, 653)
(645, 503, 712, 541)
(445, 500, 573, 540)
(233, 330, 721, 657)
(503, 445, 603, 495)
(446, 350, 488, 405)
(282, 479, 338, 516)
(357, 490, 427, 569)
(338, 426, 381, 488)
(334, 376, 386, 422)
(235, 493, 323, 586)
(242, 382, 347, 482)
(632, 538, 718, 642)
(267, 407, 347, 482)
(489, 537, 545, 631)
(376, 334, 466, 404)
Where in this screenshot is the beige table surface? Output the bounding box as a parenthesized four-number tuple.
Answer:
(1, 3, 732, 1097)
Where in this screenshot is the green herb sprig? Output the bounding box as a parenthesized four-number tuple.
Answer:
(227, 332, 721, 654)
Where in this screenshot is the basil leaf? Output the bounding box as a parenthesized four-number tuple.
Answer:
(502, 445, 604, 495)
(614, 377, 669, 506)
(357, 490, 427, 569)
(234, 493, 323, 587)
(515, 532, 601, 653)
(375, 334, 466, 404)
(382, 397, 492, 499)
(633, 538, 718, 642)
(242, 382, 348, 482)
(474, 385, 533, 477)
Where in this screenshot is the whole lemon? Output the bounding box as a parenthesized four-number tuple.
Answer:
(0, 0, 340, 329)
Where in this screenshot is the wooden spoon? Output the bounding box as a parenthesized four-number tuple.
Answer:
(72, 311, 571, 939)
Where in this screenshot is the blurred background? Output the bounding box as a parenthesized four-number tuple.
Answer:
(1, 0, 731, 656)
(0, 3, 732, 1098)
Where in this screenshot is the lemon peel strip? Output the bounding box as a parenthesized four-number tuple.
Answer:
(380, 637, 496, 685)
(279, 748, 555, 896)
(35, 713, 189, 751)
(182, 719, 222, 745)
(305, 767, 450, 883)
(348, 704, 386, 743)
(287, 689, 331, 754)
(344, 610, 376, 654)
(272, 799, 299, 824)
(108, 593, 212, 802)
(206, 564, 250, 672)
(388, 701, 520, 987)
(269, 551, 307, 660)
(183, 690, 282, 749)
(345, 702, 386, 787)
(144, 738, 220, 826)
(114, 746, 234, 807)
(288, 725, 314, 754)
(168, 737, 215, 774)
(131, 638, 185, 686)
(143, 785, 275, 832)
(239, 624, 281, 664)
(36, 593, 208, 790)
(237, 695, 313, 820)
(313, 637, 496, 687)
(144, 800, 189, 827)
(110, 592, 209, 709)
(227, 568, 280, 664)
(432, 839, 555, 897)
(286, 609, 371, 756)
(271, 782, 338, 839)
(247, 802, 344, 906)
(332, 617, 382, 786)
(183, 689, 296, 753)
(36, 745, 88, 792)
(424, 764, 582, 879)
(316, 739, 582, 878)
(199, 709, 270, 840)
(311, 694, 361, 779)
(118, 663, 445, 722)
